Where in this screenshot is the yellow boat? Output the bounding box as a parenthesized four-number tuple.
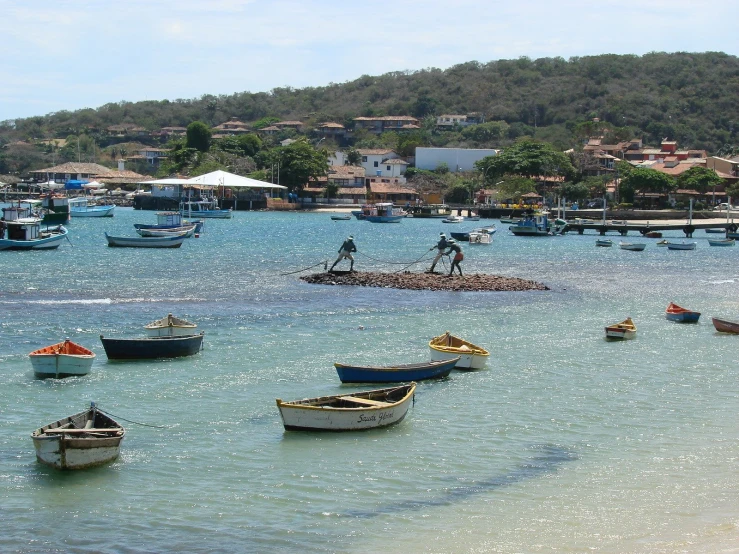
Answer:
(428, 331, 489, 369)
(605, 317, 637, 340)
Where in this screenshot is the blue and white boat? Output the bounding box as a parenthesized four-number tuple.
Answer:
(334, 357, 459, 383)
(68, 197, 115, 217)
(134, 211, 204, 234)
(180, 198, 232, 219)
(708, 238, 735, 246)
(364, 202, 404, 223)
(0, 219, 68, 251)
(509, 214, 552, 236)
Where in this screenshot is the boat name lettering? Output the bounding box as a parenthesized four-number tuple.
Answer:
(357, 411, 394, 424)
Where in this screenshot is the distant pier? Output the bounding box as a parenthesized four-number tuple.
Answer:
(563, 220, 737, 237)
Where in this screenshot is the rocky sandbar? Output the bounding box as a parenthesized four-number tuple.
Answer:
(300, 271, 548, 292)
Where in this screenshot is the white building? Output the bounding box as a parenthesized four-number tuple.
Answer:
(357, 149, 403, 179)
(415, 147, 498, 172)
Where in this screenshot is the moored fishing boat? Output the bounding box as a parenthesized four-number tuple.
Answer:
(665, 302, 701, 323)
(334, 357, 459, 383)
(180, 198, 232, 219)
(68, 197, 115, 217)
(666, 241, 697, 250)
(330, 214, 351, 221)
(276, 383, 416, 431)
(104, 232, 186, 248)
(134, 211, 204, 233)
(595, 239, 613, 247)
(704, 228, 725, 234)
(144, 313, 198, 337)
(135, 224, 196, 238)
(364, 202, 405, 223)
(428, 331, 489, 369)
(29, 339, 95, 378)
(605, 317, 637, 340)
(411, 204, 452, 218)
(441, 215, 465, 224)
(708, 238, 735, 246)
(645, 231, 662, 238)
(509, 214, 552, 237)
(468, 230, 492, 244)
(100, 332, 204, 360)
(31, 403, 124, 470)
(712, 317, 739, 334)
(619, 241, 646, 251)
(0, 219, 68, 251)
(656, 239, 669, 246)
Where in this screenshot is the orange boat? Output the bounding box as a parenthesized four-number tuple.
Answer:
(665, 302, 701, 323)
(29, 339, 95, 378)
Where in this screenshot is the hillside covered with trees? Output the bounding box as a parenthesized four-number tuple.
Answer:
(1, 51, 738, 179)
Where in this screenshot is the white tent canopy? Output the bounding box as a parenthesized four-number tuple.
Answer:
(140, 178, 191, 185)
(186, 170, 287, 190)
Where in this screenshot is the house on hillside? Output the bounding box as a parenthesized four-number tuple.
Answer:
(106, 124, 148, 137)
(367, 179, 416, 203)
(357, 149, 403, 178)
(275, 121, 303, 131)
(316, 122, 347, 141)
(435, 113, 484, 129)
(30, 162, 115, 184)
(353, 116, 419, 134)
(213, 118, 250, 136)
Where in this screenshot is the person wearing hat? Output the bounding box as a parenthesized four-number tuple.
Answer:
(427, 232, 449, 273)
(445, 238, 464, 277)
(330, 235, 357, 272)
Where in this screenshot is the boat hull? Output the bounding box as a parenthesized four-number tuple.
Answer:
(30, 354, 94, 378)
(334, 357, 458, 383)
(31, 407, 124, 470)
(0, 228, 68, 251)
(712, 317, 739, 334)
(620, 243, 646, 251)
(276, 384, 415, 432)
(428, 332, 489, 370)
(605, 328, 636, 340)
(100, 333, 204, 359)
(708, 239, 735, 246)
(70, 206, 115, 217)
(666, 243, 696, 250)
(105, 232, 186, 248)
(666, 312, 700, 323)
(365, 215, 403, 223)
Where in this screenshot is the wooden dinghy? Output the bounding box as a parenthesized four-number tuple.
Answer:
(619, 242, 646, 251)
(595, 239, 613, 247)
(29, 339, 95, 378)
(144, 313, 198, 337)
(276, 383, 416, 431)
(428, 331, 489, 369)
(665, 302, 701, 323)
(135, 224, 196, 238)
(708, 238, 735, 246)
(666, 241, 697, 250)
(100, 332, 204, 360)
(711, 317, 739, 334)
(31, 403, 124, 469)
(104, 232, 186, 248)
(605, 317, 637, 340)
(334, 357, 459, 383)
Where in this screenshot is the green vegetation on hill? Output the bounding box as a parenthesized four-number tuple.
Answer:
(1, 52, 738, 177)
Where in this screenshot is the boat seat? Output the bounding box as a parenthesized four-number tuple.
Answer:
(338, 396, 392, 407)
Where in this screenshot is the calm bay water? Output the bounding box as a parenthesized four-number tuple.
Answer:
(1, 206, 738, 553)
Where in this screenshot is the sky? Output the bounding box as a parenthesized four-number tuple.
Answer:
(1, 0, 738, 122)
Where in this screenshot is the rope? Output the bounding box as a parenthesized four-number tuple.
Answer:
(392, 251, 435, 273)
(359, 249, 435, 266)
(280, 260, 328, 276)
(96, 407, 171, 429)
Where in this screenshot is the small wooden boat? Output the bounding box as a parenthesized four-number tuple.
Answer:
(666, 241, 697, 250)
(29, 339, 95, 378)
(705, 228, 725, 234)
(330, 214, 351, 220)
(276, 383, 416, 432)
(605, 317, 637, 340)
(665, 302, 701, 323)
(31, 403, 125, 469)
(144, 313, 198, 337)
(68, 197, 115, 217)
(334, 357, 459, 383)
(656, 239, 669, 247)
(429, 332, 489, 369)
(135, 224, 196, 238)
(99, 332, 204, 360)
(441, 215, 465, 224)
(104, 232, 186, 248)
(619, 242, 646, 251)
(450, 226, 496, 242)
(712, 317, 739, 334)
(708, 238, 735, 247)
(595, 239, 613, 247)
(645, 231, 662, 238)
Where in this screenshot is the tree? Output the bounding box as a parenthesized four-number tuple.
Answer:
(558, 181, 590, 203)
(676, 166, 723, 195)
(476, 139, 576, 182)
(269, 140, 328, 190)
(495, 176, 537, 201)
(619, 167, 676, 204)
(346, 148, 361, 166)
(186, 121, 211, 153)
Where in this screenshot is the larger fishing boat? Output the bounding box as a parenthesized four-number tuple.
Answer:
(180, 198, 232, 219)
(364, 202, 405, 223)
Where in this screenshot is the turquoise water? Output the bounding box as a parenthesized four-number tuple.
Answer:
(1, 207, 738, 553)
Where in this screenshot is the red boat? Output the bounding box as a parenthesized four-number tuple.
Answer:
(645, 231, 662, 238)
(665, 302, 701, 323)
(712, 317, 739, 334)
